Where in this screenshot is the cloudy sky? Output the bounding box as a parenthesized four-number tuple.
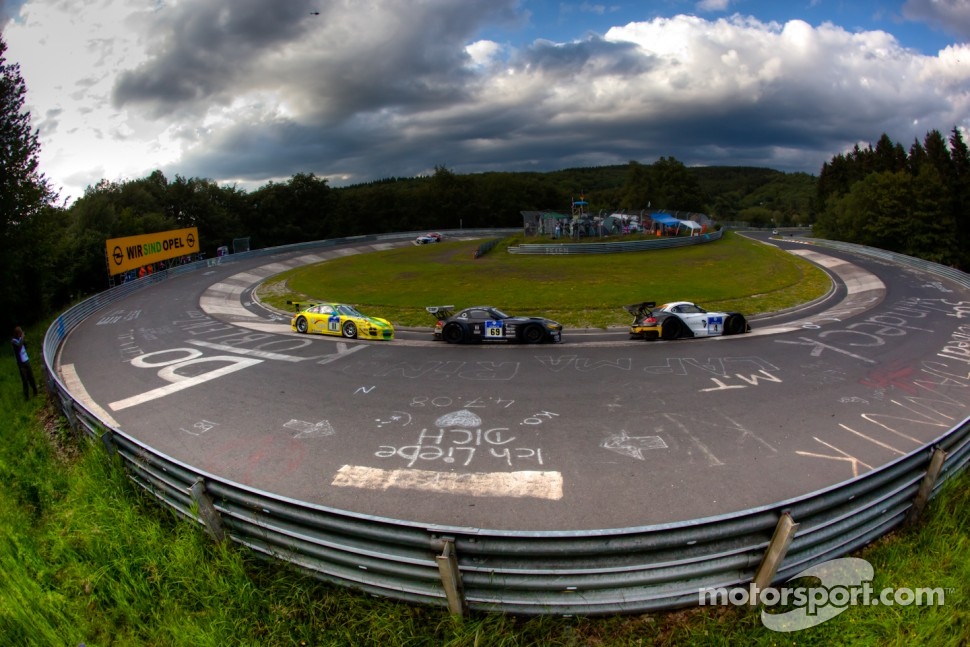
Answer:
(3, 0, 969, 204)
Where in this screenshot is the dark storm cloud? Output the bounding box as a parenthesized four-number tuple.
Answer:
(267, 0, 521, 122)
(113, 0, 521, 121)
(903, 0, 970, 41)
(90, 4, 969, 193)
(518, 35, 653, 75)
(168, 88, 841, 188)
(112, 0, 319, 114)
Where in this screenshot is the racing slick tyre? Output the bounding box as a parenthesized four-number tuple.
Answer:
(660, 318, 684, 340)
(442, 322, 465, 344)
(295, 316, 309, 334)
(522, 324, 544, 344)
(724, 314, 747, 335)
(342, 321, 358, 339)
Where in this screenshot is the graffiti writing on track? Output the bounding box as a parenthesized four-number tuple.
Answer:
(639, 356, 783, 392)
(602, 431, 668, 460)
(778, 298, 960, 365)
(117, 330, 146, 362)
(796, 300, 970, 477)
(97, 309, 142, 325)
(376, 422, 544, 468)
(375, 411, 412, 428)
(109, 310, 374, 410)
(110, 348, 262, 411)
(536, 355, 632, 372)
(370, 400, 555, 469)
(343, 360, 520, 380)
(180, 419, 218, 436)
(408, 395, 516, 409)
(284, 419, 336, 439)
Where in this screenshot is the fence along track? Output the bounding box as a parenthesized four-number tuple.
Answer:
(43, 230, 970, 615)
(507, 228, 722, 254)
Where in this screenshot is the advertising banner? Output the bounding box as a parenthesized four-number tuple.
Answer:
(105, 227, 200, 276)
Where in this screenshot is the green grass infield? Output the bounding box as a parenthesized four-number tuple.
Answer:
(257, 231, 831, 329)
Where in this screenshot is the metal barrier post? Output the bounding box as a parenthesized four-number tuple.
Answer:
(435, 538, 465, 616)
(752, 512, 799, 602)
(905, 446, 947, 527)
(100, 429, 117, 456)
(190, 478, 226, 543)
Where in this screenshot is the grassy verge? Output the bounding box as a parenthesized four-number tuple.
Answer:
(257, 231, 831, 328)
(1, 332, 967, 644)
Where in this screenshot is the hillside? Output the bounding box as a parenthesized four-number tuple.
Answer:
(333, 163, 818, 229)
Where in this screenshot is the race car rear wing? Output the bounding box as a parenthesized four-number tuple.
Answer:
(622, 302, 656, 319)
(426, 305, 456, 320)
(287, 300, 320, 312)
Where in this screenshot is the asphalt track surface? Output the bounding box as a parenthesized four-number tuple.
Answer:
(56, 234, 970, 531)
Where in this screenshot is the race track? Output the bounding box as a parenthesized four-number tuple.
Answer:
(55, 234, 970, 531)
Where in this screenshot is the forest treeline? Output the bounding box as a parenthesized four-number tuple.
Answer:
(2, 34, 968, 331)
(1, 160, 820, 327)
(814, 128, 970, 269)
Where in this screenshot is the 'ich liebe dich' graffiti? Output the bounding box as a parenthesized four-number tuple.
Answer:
(375, 409, 546, 468)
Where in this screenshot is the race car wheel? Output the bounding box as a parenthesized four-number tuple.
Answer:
(660, 318, 683, 340)
(726, 314, 748, 335)
(522, 324, 544, 344)
(442, 322, 465, 343)
(342, 321, 358, 339)
(295, 316, 309, 334)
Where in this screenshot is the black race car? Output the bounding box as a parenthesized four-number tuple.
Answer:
(427, 305, 563, 344)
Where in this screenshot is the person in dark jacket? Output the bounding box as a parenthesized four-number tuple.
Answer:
(11, 326, 39, 401)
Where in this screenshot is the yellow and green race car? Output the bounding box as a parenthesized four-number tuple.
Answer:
(291, 302, 394, 340)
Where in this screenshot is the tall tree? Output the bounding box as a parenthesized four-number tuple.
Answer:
(907, 138, 928, 175)
(244, 173, 333, 247)
(650, 156, 705, 212)
(168, 174, 247, 254)
(949, 127, 970, 268)
(817, 153, 851, 206)
(923, 129, 953, 180)
(0, 34, 59, 326)
(620, 160, 653, 210)
(873, 133, 907, 174)
(909, 165, 958, 265)
(423, 165, 477, 228)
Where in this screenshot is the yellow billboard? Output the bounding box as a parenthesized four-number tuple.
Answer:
(105, 227, 200, 276)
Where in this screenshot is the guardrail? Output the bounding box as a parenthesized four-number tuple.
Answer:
(797, 236, 969, 285)
(507, 229, 723, 254)
(43, 232, 970, 615)
(473, 238, 504, 258)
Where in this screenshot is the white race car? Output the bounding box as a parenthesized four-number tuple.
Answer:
(625, 301, 750, 340)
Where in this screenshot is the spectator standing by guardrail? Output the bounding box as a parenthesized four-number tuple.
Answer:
(11, 326, 38, 401)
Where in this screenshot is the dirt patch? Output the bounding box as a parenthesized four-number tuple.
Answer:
(41, 399, 84, 464)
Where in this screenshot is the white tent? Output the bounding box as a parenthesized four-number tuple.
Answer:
(677, 220, 703, 236)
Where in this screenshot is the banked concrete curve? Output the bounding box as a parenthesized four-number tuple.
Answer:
(53, 234, 970, 531)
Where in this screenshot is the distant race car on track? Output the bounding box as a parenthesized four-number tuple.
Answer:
(624, 301, 750, 340)
(427, 305, 562, 344)
(415, 232, 442, 244)
(291, 302, 394, 340)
